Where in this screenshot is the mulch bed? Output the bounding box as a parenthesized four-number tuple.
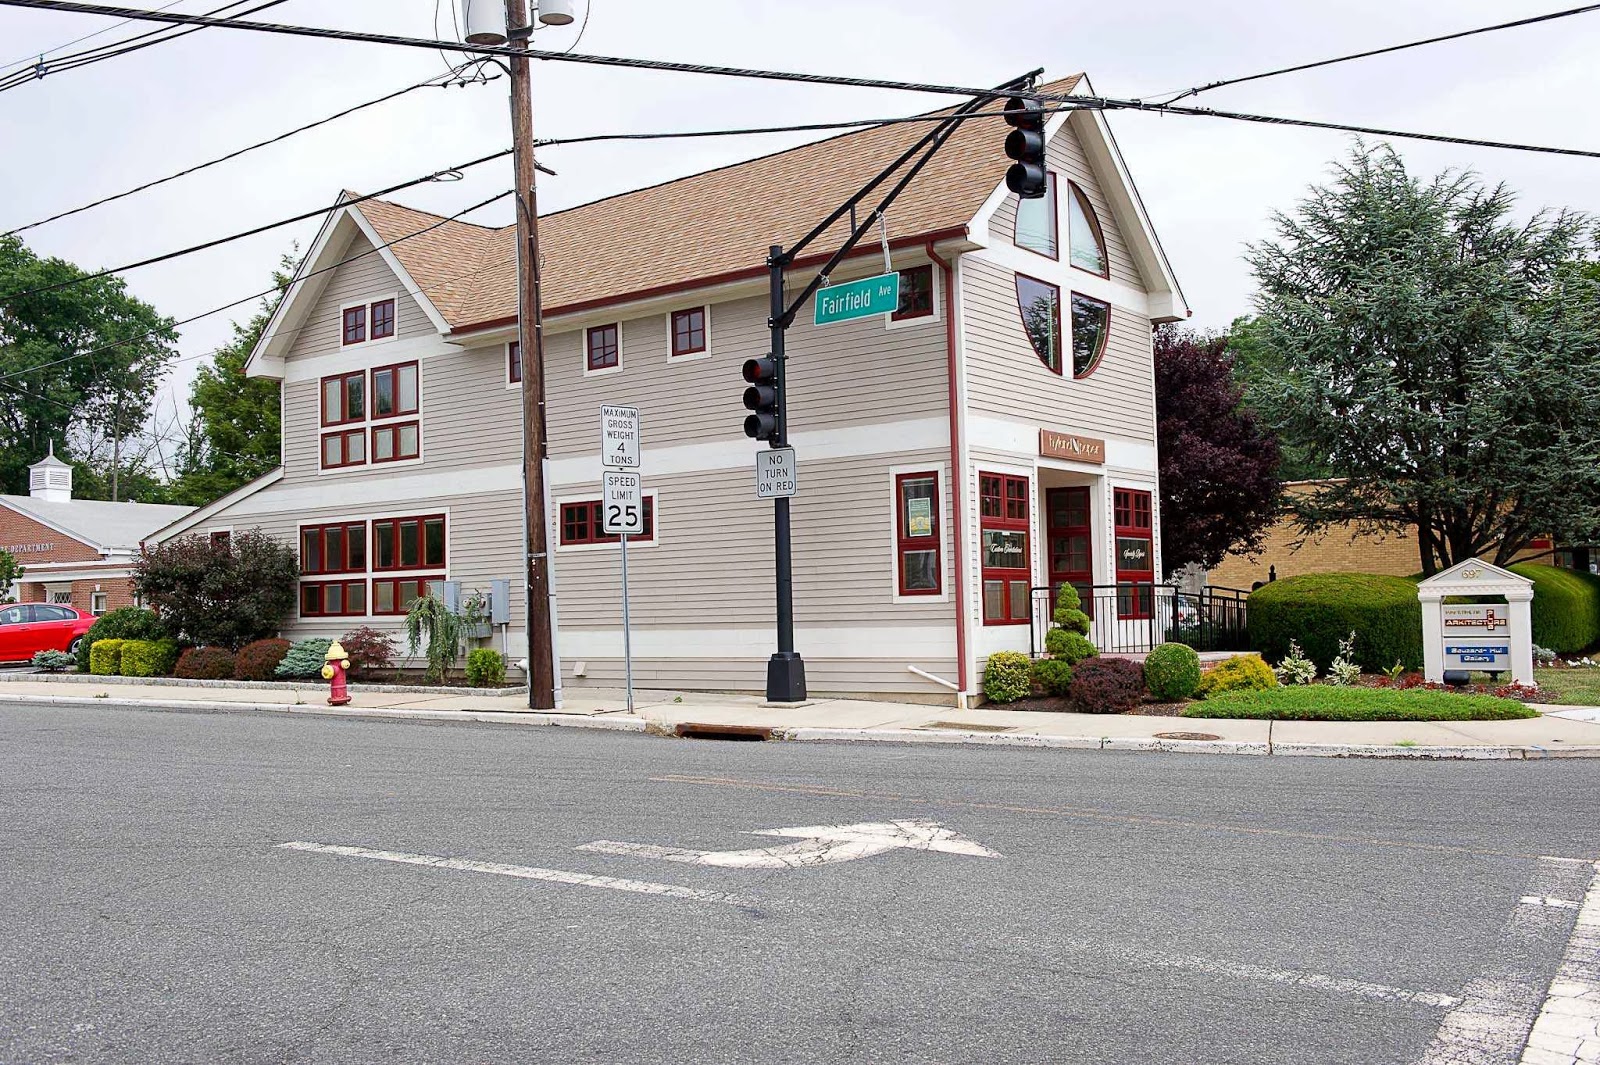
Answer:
(1000, 695, 1190, 716)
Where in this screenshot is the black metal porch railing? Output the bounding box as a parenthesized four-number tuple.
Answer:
(1029, 583, 1251, 656)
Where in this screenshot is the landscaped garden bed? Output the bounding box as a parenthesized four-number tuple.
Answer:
(1185, 686, 1538, 722)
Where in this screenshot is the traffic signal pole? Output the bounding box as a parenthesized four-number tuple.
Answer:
(766, 243, 804, 702)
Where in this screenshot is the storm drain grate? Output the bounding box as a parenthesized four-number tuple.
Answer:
(673, 723, 774, 742)
(918, 721, 1017, 733)
(1152, 731, 1223, 741)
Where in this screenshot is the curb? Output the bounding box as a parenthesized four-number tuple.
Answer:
(4, 692, 1595, 759)
(0, 673, 526, 698)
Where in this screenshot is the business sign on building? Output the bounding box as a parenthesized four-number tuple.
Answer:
(1038, 429, 1105, 465)
(1441, 605, 1509, 636)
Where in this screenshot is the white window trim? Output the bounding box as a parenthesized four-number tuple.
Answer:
(582, 321, 624, 379)
(89, 591, 108, 615)
(207, 526, 233, 542)
(339, 292, 401, 350)
(970, 461, 1039, 628)
(664, 305, 712, 363)
(884, 264, 941, 331)
(317, 359, 424, 477)
(553, 489, 661, 553)
(294, 510, 452, 621)
(887, 462, 951, 605)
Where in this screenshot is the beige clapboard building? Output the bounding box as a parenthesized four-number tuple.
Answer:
(153, 75, 1188, 699)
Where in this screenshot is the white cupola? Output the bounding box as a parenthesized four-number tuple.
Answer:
(28, 442, 73, 503)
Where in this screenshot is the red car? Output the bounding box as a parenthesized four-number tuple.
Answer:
(0, 603, 95, 663)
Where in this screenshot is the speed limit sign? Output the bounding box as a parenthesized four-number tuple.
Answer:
(602, 470, 644, 535)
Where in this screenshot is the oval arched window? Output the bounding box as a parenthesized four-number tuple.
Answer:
(1071, 293, 1110, 378)
(1015, 275, 1061, 374)
(1067, 181, 1108, 277)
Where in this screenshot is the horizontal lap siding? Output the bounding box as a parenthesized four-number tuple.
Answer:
(289, 233, 435, 361)
(544, 287, 949, 456)
(962, 256, 1155, 441)
(552, 449, 953, 629)
(566, 655, 959, 697)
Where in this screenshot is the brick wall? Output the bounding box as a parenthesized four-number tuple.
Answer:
(0, 504, 100, 564)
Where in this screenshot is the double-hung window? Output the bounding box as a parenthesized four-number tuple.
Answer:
(1113, 488, 1154, 619)
(670, 309, 706, 358)
(980, 473, 1031, 624)
(894, 472, 941, 596)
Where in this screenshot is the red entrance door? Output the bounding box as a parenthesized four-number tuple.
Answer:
(1046, 487, 1093, 615)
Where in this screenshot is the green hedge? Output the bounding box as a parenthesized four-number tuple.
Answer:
(88, 639, 126, 676)
(119, 639, 180, 677)
(1509, 563, 1600, 654)
(1183, 686, 1535, 721)
(1249, 573, 1422, 672)
(75, 607, 172, 673)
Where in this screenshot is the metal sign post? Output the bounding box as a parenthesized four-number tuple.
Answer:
(602, 444, 643, 715)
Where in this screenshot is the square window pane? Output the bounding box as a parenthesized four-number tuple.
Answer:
(400, 580, 422, 605)
(326, 584, 343, 614)
(983, 580, 1004, 621)
(1117, 536, 1152, 572)
(374, 581, 394, 614)
(424, 518, 444, 566)
(399, 423, 419, 458)
(982, 530, 1027, 570)
(400, 522, 419, 567)
(399, 365, 418, 412)
(902, 550, 938, 592)
(347, 582, 366, 615)
(301, 585, 321, 615)
(374, 427, 394, 462)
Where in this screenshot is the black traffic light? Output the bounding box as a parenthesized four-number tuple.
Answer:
(743, 356, 779, 442)
(1003, 96, 1047, 199)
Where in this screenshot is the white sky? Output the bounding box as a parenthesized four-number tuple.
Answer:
(1, 0, 1596, 438)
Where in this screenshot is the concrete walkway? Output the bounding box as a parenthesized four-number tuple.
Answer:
(3, 674, 1600, 759)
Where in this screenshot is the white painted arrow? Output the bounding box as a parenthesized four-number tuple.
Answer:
(576, 819, 998, 870)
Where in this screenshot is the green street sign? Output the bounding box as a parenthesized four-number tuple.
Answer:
(813, 272, 901, 325)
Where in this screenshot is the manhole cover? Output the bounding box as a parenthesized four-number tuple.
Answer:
(1152, 731, 1222, 741)
(920, 721, 1017, 733)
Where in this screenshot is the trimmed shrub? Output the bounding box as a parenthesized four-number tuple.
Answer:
(466, 648, 506, 688)
(275, 638, 333, 679)
(983, 651, 1032, 704)
(339, 627, 395, 678)
(1030, 657, 1073, 697)
(1144, 642, 1201, 700)
(88, 639, 126, 676)
(1184, 686, 1537, 722)
(1248, 573, 1422, 672)
(1068, 656, 1146, 714)
(119, 639, 180, 677)
(75, 607, 172, 673)
(1052, 583, 1091, 636)
(31, 649, 75, 672)
(1044, 628, 1098, 664)
(174, 646, 237, 680)
(1198, 654, 1277, 697)
(233, 638, 291, 681)
(1509, 563, 1600, 654)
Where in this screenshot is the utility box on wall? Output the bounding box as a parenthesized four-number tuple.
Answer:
(1416, 560, 1535, 686)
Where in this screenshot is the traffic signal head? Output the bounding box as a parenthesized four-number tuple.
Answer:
(742, 356, 779, 442)
(1002, 96, 1047, 200)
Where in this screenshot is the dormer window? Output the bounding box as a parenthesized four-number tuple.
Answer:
(1067, 181, 1108, 277)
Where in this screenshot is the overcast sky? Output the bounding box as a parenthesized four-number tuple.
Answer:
(1, 0, 1596, 442)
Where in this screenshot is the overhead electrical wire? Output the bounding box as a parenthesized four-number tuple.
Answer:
(0, 0, 184, 73)
(0, 187, 513, 383)
(1152, 3, 1600, 102)
(4, 60, 498, 236)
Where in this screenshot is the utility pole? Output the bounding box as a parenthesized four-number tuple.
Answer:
(502, 0, 556, 709)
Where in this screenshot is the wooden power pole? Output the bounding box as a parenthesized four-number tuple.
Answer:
(505, 0, 556, 709)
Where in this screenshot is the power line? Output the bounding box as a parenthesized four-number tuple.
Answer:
(4, 61, 497, 236)
(0, 0, 183, 73)
(0, 147, 512, 302)
(0, 188, 514, 384)
(1155, 3, 1600, 102)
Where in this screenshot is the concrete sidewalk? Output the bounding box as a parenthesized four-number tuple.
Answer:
(3, 674, 1600, 759)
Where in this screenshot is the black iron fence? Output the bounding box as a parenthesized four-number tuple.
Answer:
(1029, 583, 1251, 656)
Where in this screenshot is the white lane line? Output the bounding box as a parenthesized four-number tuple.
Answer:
(577, 820, 999, 870)
(1523, 897, 1585, 911)
(1518, 862, 1600, 1065)
(1415, 858, 1597, 1065)
(277, 842, 756, 906)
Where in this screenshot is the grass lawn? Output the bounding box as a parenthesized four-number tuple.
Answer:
(1527, 668, 1600, 707)
(1185, 686, 1538, 722)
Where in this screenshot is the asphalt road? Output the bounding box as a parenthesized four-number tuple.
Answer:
(2, 702, 1598, 1064)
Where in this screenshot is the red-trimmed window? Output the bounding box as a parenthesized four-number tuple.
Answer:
(301, 521, 367, 575)
(300, 579, 367, 618)
(1016, 274, 1061, 374)
(372, 576, 442, 616)
(370, 361, 418, 420)
(980, 472, 1030, 625)
(891, 265, 934, 322)
(670, 308, 706, 357)
(341, 306, 366, 346)
(372, 515, 446, 572)
(894, 472, 940, 596)
(369, 298, 395, 340)
(559, 497, 656, 546)
(1114, 488, 1154, 619)
(321, 429, 365, 469)
(372, 421, 420, 464)
(209, 530, 231, 551)
(1071, 293, 1110, 378)
(1067, 181, 1109, 277)
(321, 372, 364, 426)
(586, 324, 619, 371)
(508, 341, 522, 384)
(1014, 171, 1058, 258)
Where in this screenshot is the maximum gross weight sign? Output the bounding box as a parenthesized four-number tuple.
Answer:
(600, 403, 639, 469)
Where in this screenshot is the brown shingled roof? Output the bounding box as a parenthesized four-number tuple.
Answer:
(359, 75, 1081, 330)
